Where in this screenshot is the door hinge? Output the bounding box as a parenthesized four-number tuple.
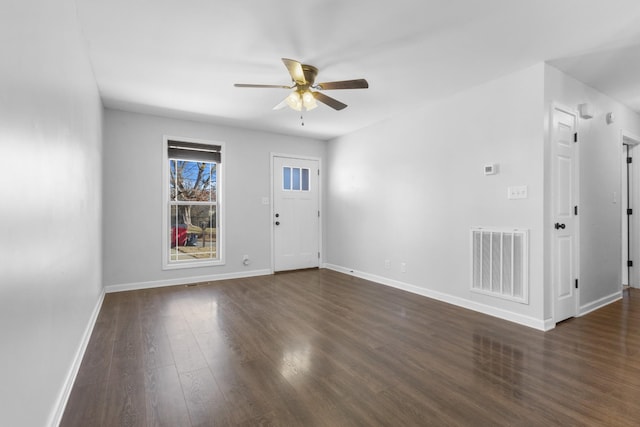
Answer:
(317, 169, 320, 176)
(318, 252, 320, 259)
(628, 208, 633, 215)
(628, 260, 634, 267)
(574, 206, 578, 215)
(575, 279, 578, 289)
(628, 157, 633, 164)
(574, 132, 578, 143)
(318, 210, 320, 217)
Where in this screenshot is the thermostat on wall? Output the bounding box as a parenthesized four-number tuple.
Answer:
(484, 164, 498, 175)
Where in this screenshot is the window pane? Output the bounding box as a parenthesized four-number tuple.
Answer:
(283, 167, 291, 190)
(169, 204, 217, 261)
(171, 160, 216, 201)
(169, 160, 177, 201)
(301, 168, 309, 191)
(292, 168, 301, 190)
(210, 163, 217, 202)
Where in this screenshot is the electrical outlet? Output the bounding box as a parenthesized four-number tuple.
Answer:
(401, 262, 407, 273)
(384, 259, 391, 269)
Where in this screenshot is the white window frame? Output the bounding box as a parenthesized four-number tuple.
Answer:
(162, 135, 225, 270)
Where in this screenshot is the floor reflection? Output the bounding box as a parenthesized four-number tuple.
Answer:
(280, 342, 312, 380)
(473, 332, 524, 399)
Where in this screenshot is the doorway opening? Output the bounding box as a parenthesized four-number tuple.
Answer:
(622, 132, 640, 289)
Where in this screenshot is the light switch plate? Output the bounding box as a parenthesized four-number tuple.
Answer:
(508, 185, 528, 199)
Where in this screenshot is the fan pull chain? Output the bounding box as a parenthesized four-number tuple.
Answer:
(300, 114, 304, 126)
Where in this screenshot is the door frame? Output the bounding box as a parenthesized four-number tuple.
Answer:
(270, 153, 323, 273)
(550, 102, 580, 323)
(621, 130, 640, 288)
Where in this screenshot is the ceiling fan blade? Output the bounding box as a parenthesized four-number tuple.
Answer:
(313, 92, 347, 111)
(316, 79, 369, 90)
(282, 58, 306, 85)
(234, 83, 291, 89)
(273, 98, 289, 110)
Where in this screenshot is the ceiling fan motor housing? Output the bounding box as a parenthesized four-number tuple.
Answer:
(301, 64, 318, 86)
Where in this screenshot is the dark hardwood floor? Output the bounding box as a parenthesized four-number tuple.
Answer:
(61, 269, 640, 426)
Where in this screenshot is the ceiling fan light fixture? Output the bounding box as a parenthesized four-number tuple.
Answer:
(286, 91, 302, 111)
(302, 90, 317, 111)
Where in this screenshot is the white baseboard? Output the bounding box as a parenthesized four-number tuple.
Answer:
(105, 269, 273, 293)
(579, 290, 622, 316)
(49, 289, 105, 427)
(543, 318, 556, 331)
(323, 263, 548, 331)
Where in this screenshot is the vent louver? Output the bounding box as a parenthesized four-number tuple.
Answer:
(471, 228, 529, 304)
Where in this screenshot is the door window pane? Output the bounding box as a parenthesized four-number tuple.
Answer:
(302, 168, 309, 191)
(292, 168, 301, 190)
(283, 167, 291, 190)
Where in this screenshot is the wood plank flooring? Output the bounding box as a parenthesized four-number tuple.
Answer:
(61, 269, 640, 426)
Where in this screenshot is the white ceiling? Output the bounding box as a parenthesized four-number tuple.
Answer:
(75, 0, 640, 140)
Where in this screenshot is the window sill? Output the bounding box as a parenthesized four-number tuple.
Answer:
(162, 259, 225, 270)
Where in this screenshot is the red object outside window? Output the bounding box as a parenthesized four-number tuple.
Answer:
(171, 226, 188, 247)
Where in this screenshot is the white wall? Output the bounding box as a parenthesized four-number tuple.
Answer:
(326, 64, 547, 328)
(103, 109, 326, 289)
(0, 1, 104, 426)
(544, 65, 640, 314)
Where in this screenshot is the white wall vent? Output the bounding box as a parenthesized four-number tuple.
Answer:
(471, 227, 529, 304)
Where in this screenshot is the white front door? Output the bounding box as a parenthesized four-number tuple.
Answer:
(273, 156, 320, 272)
(551, 105, 578, 323)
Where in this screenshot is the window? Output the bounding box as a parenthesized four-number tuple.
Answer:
(163, 137, 224, 269)
(283, 166, 310, 191)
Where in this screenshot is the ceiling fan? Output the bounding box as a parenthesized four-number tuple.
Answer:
(234, 58, 368, 111)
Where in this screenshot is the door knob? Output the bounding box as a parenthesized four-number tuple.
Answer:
(554, 222, 566, 230)
(275, 221, 280, 226)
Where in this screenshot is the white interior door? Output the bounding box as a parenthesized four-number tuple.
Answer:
(273, 156, 320, 272)
(551, 105, 578, 323)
